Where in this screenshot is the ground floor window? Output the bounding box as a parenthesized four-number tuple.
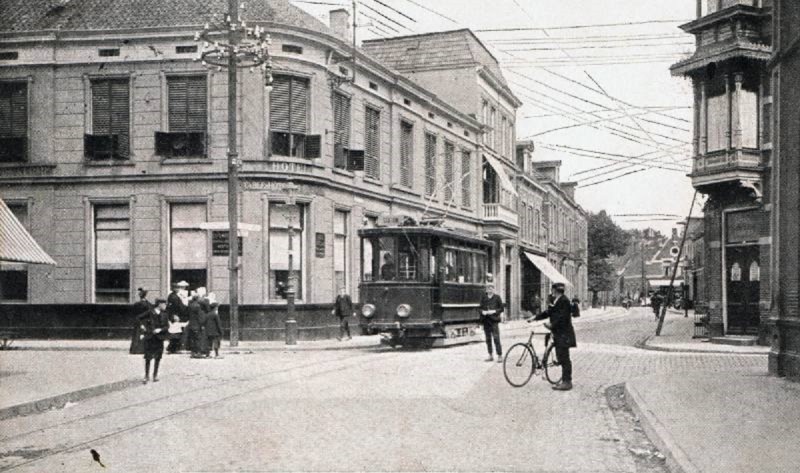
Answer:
(94, 204, 130, 303)
(170, 203, 207, 292)
(269, 203, 305, 300)
(0, 202, 28, 301)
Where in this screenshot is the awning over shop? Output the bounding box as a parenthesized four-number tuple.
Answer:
(524, 252, 571, 287)
(649, 279, 683, 287)
(484, 154, 518, 196)
(0, 198, 56, 265)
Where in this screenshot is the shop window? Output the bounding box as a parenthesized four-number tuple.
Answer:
(86, 78, 129, 160)
(156, 75, 207, 158)
(270, 75, 320, 159)
(0, 81, 28, 163)
(170, 203, 207, 292)
(0, 203, 29, 301)
(269, 203, 305, 300)
(334, 210, 348, 292)
(94, 204, 130, 303)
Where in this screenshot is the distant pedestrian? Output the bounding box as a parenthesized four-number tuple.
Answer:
(651, 292, 663, 321)
(205, 296, 223, 358)
(332, 286, 353, 341)
(187, 292, 208, 358)
(571, 297, 581, 318)
(139, 298, 169, 383)
(129, 288, 152, 355)
(534, 283, 576, 391)
(479, 284, 504, 362)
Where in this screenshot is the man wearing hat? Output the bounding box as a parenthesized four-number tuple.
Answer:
(167, 281, 189, 352)
(139, 298, 170, 383)
(534, 282, 576, 390)
(479, 284, 504, 362)
(129, 288, 152, 355)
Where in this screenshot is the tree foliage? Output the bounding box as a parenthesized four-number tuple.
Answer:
(587, 211, 630, 297)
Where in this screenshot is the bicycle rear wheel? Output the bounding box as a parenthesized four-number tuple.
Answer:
(543, 345, 563, 385)
(503, 343, 536, 387)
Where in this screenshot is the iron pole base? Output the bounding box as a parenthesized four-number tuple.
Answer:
(285, 319, 298, 345)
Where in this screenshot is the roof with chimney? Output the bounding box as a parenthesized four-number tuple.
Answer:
(361, 29, 512, 89)
(0, 0, 330, 34)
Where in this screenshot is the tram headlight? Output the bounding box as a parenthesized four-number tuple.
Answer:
(361, 304, 376, 318)
(396, 304, 412, 318)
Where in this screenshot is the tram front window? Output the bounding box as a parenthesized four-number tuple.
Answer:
(362, 235, 427, 282)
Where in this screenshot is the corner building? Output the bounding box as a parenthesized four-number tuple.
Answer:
(0, 0, 587, 338)
(672, 0, 774, 343)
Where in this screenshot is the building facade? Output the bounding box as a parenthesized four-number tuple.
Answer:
(770, 0, 800, 378)
(671, 0, 774, 343)
(0, 0, 588, 336)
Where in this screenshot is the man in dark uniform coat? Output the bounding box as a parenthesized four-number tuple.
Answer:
(534, 282, 576, 391)
(187, 293, 208, 358)
(332, 286, 353, 340)
(139, 298, 169, 383)
(129, 288, 152, 355)
(479, 284, 504, 362)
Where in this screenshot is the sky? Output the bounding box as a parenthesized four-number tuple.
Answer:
(292, 0, 704, 233)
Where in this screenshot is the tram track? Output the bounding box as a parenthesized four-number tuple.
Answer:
(0, 350, 398, 472)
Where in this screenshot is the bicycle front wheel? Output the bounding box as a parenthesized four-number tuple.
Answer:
(543, 345, 563, 385)
(503, 343, 536, 387)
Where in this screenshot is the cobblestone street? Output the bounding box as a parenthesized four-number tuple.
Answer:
(0, 308, 766, 472)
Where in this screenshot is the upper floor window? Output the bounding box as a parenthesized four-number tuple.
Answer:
(156, 75, 208, 158)
(0, 81, 28, 163)
(332, 92, 352, 170)
(461, 150, 472, 208)
(400, 121, 414, 188)
(444, 141, 455, 203)
(424, 133, 437, 197)
(364, 106, 381, 180)
(270, 75, 320, 159)
(86, 78, 129, 160)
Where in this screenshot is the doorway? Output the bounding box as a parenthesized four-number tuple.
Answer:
(725, 245, 760, 335)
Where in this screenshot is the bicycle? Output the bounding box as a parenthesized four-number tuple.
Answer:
(503, 322, 562, 387)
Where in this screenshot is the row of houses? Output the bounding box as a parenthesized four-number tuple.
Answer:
(671, 0, 800, 378)
(0, 0, 587, 339)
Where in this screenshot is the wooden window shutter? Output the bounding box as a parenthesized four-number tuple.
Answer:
(289, 77, 309, 134)
(400, 121, 413, 187)
(424, 133, 437, 196)
(461, 150, 471, 207)
(365, 107, 380, 179)
(444, 142, 455, 203)
(91, 79, 129, 158)
(333, 92, 350, 148)
(0, 82, 27, 138)
(169, 76, 207, 132)
(270, 76, 291, 132)
(304, 134, 321, 159)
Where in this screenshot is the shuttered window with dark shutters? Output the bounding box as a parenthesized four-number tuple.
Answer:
(270, 75, 316, 158)
(90, 78, 129, 159)
(444, 141, 455, 203)
(364, 106, 380, 179)
(0, 81, 27, 162)
(424, 133, 437, 197)
(461, 150, 472, 208)
(168, 75, 207, 132)
(400, 121, 413, 188)
(333, 92, 351, 169)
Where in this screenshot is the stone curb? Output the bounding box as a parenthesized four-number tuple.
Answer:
(624, 381, 701, 473)
(0, 377, 142, 422)
(637, 335, 768, 355)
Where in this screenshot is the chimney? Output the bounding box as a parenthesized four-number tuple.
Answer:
(560, 182, 577, 200)
(330, 9, 351, 41)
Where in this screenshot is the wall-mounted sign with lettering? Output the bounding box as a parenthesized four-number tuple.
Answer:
(315, 232, 325, 258)
(212, 231, 243, 257)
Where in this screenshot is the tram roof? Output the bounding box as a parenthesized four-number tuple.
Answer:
(358, 226, 491, 247)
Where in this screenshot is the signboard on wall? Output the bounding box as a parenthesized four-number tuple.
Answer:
(212, 231, 243, 256)
(315, 233, 325, 258)
(726, 209, 765, 244)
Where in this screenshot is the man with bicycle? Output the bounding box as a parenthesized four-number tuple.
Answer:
(533, 282, 576, 391)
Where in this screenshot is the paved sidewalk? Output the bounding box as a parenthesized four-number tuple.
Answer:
(626, 369, 800, 473)
(642, 311, 770, 354)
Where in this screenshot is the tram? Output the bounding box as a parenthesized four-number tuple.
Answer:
(357, 219, 493, 347)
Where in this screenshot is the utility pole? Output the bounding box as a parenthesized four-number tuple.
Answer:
(195, 1, 273, 346)
(285, 185, 299, 345)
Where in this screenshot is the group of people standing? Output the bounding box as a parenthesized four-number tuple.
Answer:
(479, 282, 580, 391)
(129, 282, 224, 384)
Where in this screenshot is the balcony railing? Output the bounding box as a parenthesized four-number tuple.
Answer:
(693, 148, 761, 174)
(483, 203, 519, 228)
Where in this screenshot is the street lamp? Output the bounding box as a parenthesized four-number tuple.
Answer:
(194, 1, 274, 346)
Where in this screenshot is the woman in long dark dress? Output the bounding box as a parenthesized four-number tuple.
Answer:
(139, 299, 169, 383)
(129, 288, 152, 355)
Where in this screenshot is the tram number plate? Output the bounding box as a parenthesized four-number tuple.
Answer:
(448, 326, 475, 339)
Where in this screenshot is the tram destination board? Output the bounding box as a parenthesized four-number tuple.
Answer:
(212, 231, 243, 256)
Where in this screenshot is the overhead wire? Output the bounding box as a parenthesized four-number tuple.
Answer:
(369, 0, 417, 23)
(475, 18, 692, 33)
(359, 1, 414, 32)
(400, 0, 459, 24)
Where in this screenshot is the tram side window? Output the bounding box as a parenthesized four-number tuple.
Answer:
(473, 253, 486, 284)
(397, 236, 420, 281)
(444, 249, 457, 282)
